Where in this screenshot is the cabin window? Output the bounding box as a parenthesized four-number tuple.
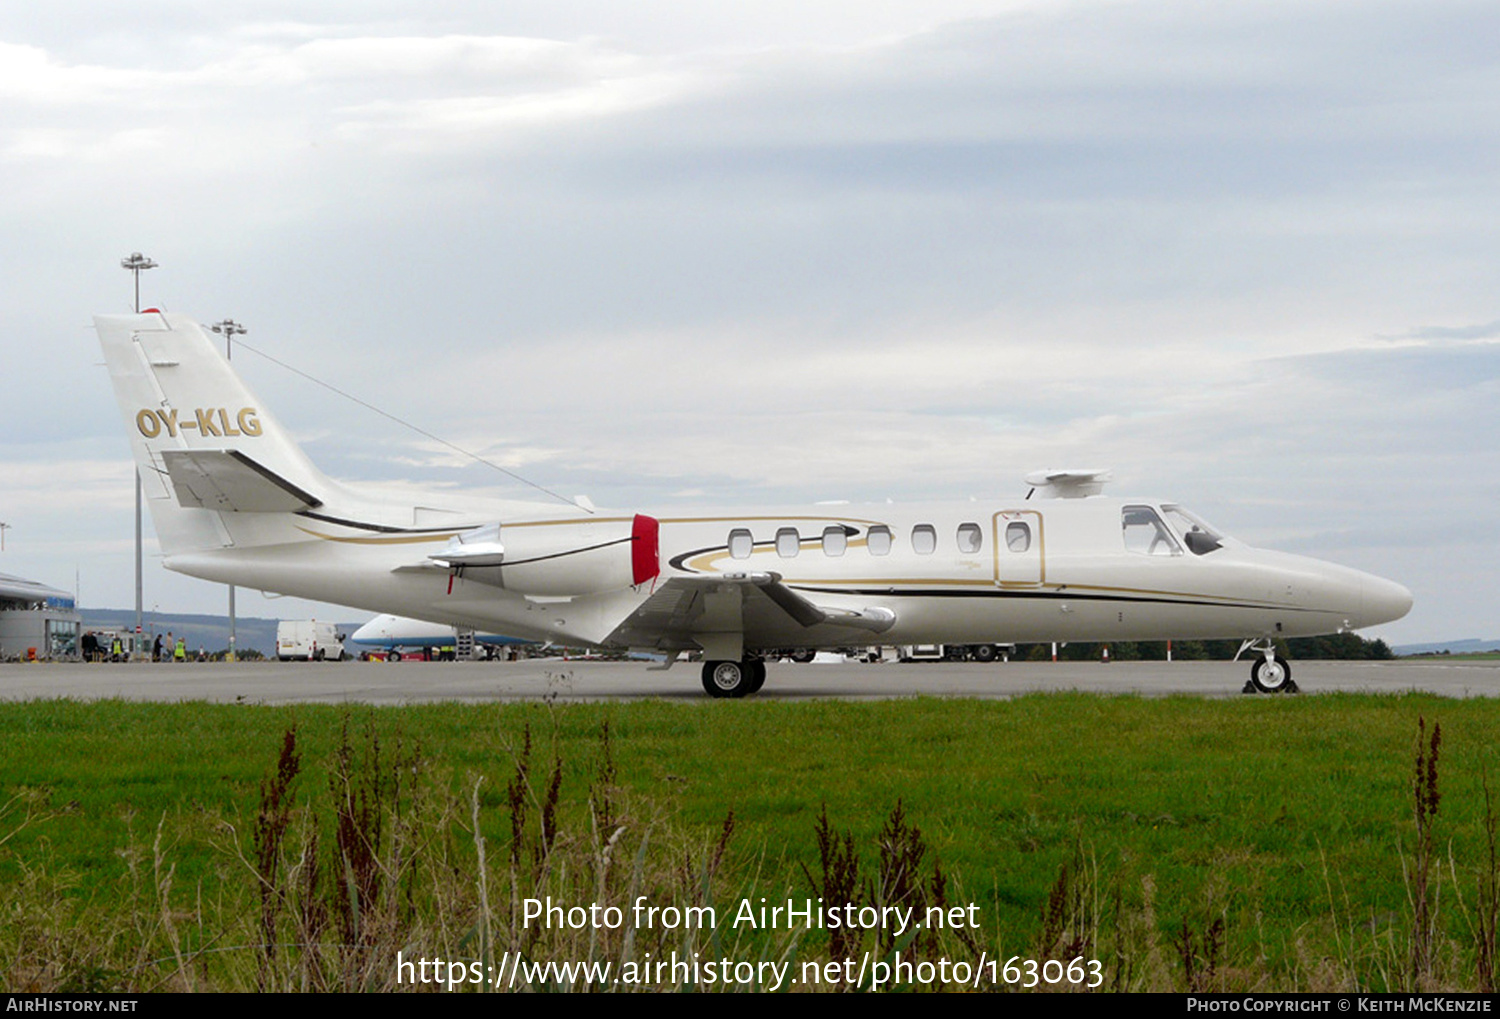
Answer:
(867, 525, 893, 556)
(957, 522, 982, 554)
(728, 528, 753, 559)
(776, 527, 800, 558)
(1005, 521, 1031, 553)
(912, 524, 937, 555)
(822, 525, 847, 557)
(1122, 505, 1182, 556)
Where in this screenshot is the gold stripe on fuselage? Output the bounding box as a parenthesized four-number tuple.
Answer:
(659, 514, 886, 526)
(294, 526, 464, 546)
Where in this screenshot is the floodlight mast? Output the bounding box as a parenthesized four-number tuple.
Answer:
(120, 253, 156, 313)
(210, 319, 248, 661)
(210, 319, 245, 358)
(120, 253, 157, 658)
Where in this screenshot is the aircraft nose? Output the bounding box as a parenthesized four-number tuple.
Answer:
(1360, 574, 1413, 627)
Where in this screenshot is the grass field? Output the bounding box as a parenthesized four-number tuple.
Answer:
(0, 693, 1496, 992)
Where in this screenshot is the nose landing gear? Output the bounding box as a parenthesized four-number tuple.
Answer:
(1239, 638, 1298, 694)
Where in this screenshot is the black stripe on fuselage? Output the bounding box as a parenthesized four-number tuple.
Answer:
(475, 535, 635, 569)
(668, 543, 770, 571)
(295, 510, 465, 535)
(787, 585, 1321, 614)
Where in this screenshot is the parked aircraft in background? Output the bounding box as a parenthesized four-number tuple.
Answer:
(351, 613, 532, 658)
(96, 311, 1411, 697)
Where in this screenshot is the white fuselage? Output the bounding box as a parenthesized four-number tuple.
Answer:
(164, 493, 1411, 653)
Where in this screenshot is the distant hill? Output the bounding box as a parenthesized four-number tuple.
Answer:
(79, 608, 366, 657)
(1392, 638, 1500, 656)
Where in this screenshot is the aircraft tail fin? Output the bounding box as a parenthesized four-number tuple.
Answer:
(95, 311, 334, 555)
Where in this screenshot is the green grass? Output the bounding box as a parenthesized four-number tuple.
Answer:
(1, 692, 1497, 991)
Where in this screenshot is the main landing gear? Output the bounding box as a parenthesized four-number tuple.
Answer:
(701, 659, 767, 698)
(1241, 638, 1298, 694)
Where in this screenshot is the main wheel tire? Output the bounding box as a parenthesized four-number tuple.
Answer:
(702, 660, 753, 698)
(1249, 654, 1293, 693)
(790, 649, 816, 664)
(746, 661, 767, 694)
(972, 644, 998, 663)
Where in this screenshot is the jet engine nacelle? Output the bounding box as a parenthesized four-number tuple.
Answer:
(430, 514, 660, 598)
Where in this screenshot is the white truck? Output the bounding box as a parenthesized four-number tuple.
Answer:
(276, 620, 346, 661)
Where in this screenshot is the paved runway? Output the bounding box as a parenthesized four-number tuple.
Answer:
(0, 657, 1494, 703)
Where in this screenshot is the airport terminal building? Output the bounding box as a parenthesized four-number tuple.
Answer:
(0, 572, 80, 660)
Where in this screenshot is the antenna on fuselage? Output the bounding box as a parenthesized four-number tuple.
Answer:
(1024, 469, 1113, 499)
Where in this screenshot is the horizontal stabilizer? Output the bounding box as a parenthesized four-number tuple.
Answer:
(161, 449, 323, 512)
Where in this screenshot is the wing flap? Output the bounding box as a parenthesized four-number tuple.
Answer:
(604, 573, 895, 652)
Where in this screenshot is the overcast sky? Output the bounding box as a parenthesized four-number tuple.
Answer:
(2, 0, 1496, 645)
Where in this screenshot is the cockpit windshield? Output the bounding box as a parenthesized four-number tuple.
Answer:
(1122, 506, 1182, 556)
(1160, 505, 1228, 556)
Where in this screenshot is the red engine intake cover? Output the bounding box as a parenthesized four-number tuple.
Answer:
(631, 514, 660, 586)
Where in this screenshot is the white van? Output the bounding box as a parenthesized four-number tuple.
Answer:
(276, 620, 346, 661)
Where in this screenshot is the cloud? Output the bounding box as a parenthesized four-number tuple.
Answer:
(1384, 321, 1500, 342)
(2, 1, 1497, 644)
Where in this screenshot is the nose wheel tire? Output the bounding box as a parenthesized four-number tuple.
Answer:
(1248, 654, 1296, 694)
(702, 660, 766, 698)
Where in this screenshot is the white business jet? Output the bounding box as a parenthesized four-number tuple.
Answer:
(96, 311, 1411, 697)
(351, 613, 532, 658)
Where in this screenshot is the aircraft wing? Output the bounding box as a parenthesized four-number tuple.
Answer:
(160, 449, 322, 512)
(603, 573, 895, 654)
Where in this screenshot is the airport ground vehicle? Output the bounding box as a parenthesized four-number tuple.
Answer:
(96, 311, 1412, 698)
(275, 620, 345, 661)
(897, 643, 1016, 662)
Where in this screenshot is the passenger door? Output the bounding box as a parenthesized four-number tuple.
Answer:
(992, 510, 1044, 586)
